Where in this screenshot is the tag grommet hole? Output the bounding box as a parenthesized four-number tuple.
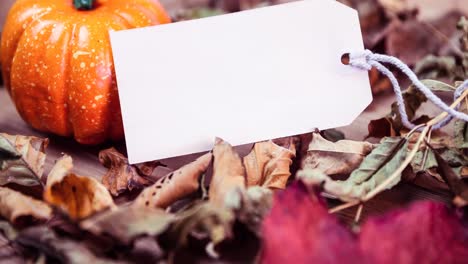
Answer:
(341, 53, 350, 65)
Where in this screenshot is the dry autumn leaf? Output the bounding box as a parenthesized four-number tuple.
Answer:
(0, 133, 48, 187)
(16, 226, 124, 264)
(44, 155, 115, 220)
(301, 133, 374, 176)
(0, 187, 52, 226)
(99, 147, 158, 196)
(167, 201, 235, 248)
(133, 152, 212, 209)
(210, 138, 246, 207)
(243, 139, 296, 190)
(81, 204, 174, 245)
(298, 137, 408, 202)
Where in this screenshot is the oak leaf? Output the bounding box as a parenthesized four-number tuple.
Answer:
(44, 155, 115, 220)
(301, 133, 374, 176)
(209, 138, 246, 207)
(0, 133, 48, 187)
(243, 139, 296, 190)
(99, 148, 158, 196)
(0, 187, 52, 226)
(133, 152, 212, 209)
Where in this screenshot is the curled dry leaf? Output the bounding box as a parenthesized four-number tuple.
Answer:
(44, 155, 115, 220)
(209, 138, 246, 207)
(16, 226, 124, 264)
(243, 139, 296, 190)
(301, 133, 374, 176)
(298, 137, 408, 201)
(81, 204, 174, 245)
(133, 152, 212, 209)
(99, 147, 157, 196)
(0, 133, 48, 187)
(0, 187, 51, 226)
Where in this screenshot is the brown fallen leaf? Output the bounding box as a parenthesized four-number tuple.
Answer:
(0, 187, 51, 226)
(0, 133, 48, 187)
(301, 133, 374, 176)
(16, 226, 125, 264)
(243, 139, 296, 190)
(81, 204, 174, 245)
(210, 138, 246, 207)
(133, 152, 212, 209)
(44, 155, 115, 220)
(0, 220, 25, 263)
(99, 147, 158, 196)
(366, 117, 397, 139)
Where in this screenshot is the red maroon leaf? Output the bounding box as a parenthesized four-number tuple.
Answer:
(360, 201, 468, 264)
(261, 181, 468, 264)
(260, 181, 363, 264)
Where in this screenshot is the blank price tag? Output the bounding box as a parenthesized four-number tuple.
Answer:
(110, 0, 372, 164)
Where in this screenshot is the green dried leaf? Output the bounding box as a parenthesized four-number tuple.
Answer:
(346, 137, 407, 185)
(167, 201, 235, 248)
(225, 186, 273, 236)
(454, 94, 468, 149)
(430, 144, 468, 207)
(298, 137, 408, 201)
(0, 134, 48, 187)
(411, 149, 438, 174)
(420, 79, 456, 92)
(80, 204, 174, 245)
(391, 86, 427, 131)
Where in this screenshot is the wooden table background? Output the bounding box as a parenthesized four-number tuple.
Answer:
(0, 86, 453, 223)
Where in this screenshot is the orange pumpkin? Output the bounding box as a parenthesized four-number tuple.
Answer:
(1, 0, 170, 144)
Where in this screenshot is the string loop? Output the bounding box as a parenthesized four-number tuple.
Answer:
(349, 49, 468, 130)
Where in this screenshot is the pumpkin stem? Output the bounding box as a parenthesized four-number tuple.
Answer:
(73, 0, 94, 10)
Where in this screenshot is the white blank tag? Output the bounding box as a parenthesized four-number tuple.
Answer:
(110, 0, 372, 164)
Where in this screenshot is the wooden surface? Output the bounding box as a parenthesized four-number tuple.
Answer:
(0, 86, 453, 223)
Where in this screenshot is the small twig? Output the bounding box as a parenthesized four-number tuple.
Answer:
(405, 123, 426, 139)
(420, 127, 433, 170)
(329, 200, 359, 214)
(363, 88, 468, 202)
(354, 204, 364, 224)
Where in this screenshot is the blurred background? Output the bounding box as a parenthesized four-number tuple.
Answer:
(1, 0, 468, 92)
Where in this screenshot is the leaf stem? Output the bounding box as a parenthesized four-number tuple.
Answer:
(354, 204, 364, 223)
(328, 200, 359, 213)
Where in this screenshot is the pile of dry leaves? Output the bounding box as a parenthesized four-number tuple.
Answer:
(0, 1, 467, 264)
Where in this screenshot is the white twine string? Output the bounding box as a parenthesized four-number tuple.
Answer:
(348, 49, 468, 130)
